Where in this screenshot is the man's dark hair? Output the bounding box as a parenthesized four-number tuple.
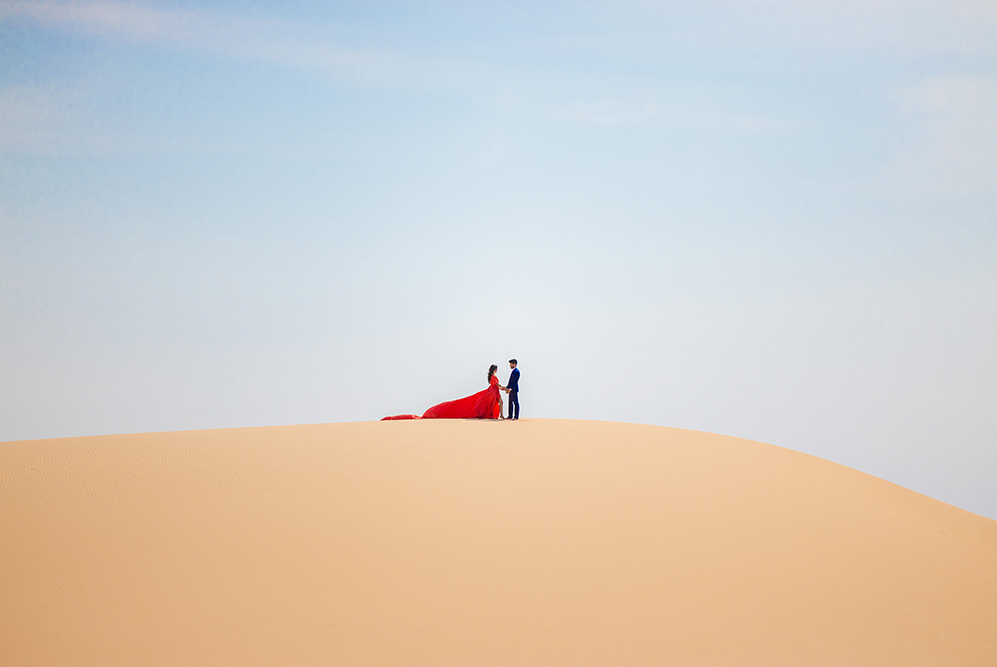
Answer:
(509, 359, 517, 365)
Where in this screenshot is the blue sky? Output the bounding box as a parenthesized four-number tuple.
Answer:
(2, 1, 996, 517)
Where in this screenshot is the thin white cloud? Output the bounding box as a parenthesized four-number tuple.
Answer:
(585, 0, 997, 56)
(561, 98, 781, 131)
(0, 83, 121, 155)
(0, 83, 59, 150)
(885, 75, 997, 197)
(0, 0, 530, 110)
(2, 0, 992, 159)
(0, 81, 238, 156)
(565, 100, 674, 125)
(769, 0, 997, 55)
(0, 0, 403, 85)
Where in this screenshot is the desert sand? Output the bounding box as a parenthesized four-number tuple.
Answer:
(2, 419, 996, 665)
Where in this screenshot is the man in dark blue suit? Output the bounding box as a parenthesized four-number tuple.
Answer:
(506, 359, 520, 420)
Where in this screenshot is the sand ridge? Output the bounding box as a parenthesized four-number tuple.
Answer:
(3, 419, 996, 665)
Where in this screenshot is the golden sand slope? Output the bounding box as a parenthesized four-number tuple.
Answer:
(2, 419, 996, 665)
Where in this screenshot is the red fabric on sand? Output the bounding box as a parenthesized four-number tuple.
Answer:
(382, 375, 503, 421)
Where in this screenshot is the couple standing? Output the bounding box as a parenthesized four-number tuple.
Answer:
(493, 359, 521, 420)
(382, 359, 521, 421)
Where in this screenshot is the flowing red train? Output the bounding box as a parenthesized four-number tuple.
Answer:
(382, 374, 503, 420)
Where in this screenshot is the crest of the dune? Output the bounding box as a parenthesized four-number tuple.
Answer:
(2, 419, 996, 665)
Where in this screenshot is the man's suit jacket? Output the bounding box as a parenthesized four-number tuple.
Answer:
(508, 368, 520, 392)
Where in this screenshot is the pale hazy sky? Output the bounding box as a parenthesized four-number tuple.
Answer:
(2, 1, 996, 518)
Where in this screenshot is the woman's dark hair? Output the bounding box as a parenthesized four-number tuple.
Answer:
(488, 364, 498, 381)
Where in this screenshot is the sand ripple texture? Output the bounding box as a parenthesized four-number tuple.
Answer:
(2, 419, 996, 666)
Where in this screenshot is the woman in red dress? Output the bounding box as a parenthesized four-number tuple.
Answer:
(383, 365, 508, 420)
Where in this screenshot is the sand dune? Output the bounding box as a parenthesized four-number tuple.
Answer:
(2, 419, 995, 665)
